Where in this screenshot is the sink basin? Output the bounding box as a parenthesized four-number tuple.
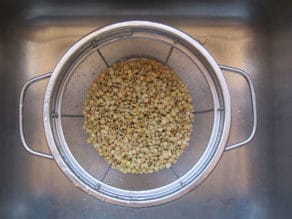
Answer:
(0, 0, 291, 218)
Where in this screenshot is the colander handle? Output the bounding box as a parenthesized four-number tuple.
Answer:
(219, 65, 257, 151)
(19, 73, 54, 159)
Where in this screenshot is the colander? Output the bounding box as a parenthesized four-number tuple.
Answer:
(19, 21, 257, 207)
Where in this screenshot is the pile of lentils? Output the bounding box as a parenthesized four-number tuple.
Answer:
(83, 58, 194, 174)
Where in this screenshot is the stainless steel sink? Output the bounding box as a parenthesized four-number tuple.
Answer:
(0, 1, 291, 218)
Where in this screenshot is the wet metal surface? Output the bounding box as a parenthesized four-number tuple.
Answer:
(0, 1, 291, 218)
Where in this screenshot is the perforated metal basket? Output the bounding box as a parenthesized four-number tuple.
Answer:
(19, 21, 257, 207)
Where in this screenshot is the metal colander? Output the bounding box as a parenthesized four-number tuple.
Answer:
(19, 21, 257, 207)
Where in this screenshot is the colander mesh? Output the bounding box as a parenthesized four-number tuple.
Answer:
(60, 36, 214, 191)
